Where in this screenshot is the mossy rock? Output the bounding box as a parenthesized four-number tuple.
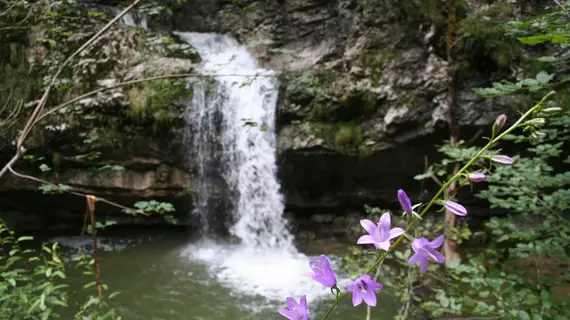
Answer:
(126, 78, 193, 131)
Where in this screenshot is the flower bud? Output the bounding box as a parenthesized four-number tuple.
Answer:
(491, 155, 516, 165)
(444, 200, 468, 216)
(493, 114, 507, 133)
(522, 118, 546, 127)
(468, 172, 486, 182)
(397, 189, 413, 213)
(542, 107, 562, 113)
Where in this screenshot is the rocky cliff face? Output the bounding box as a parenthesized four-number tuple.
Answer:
(0, 0, 524, 231)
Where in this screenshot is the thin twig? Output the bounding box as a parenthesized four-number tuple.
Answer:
(16, 0, 143, 152)
(0, 0, 141, 181)
(6, 166, 147, 215)
(33, 73, 273, 126)
(0, 0, 17, 17)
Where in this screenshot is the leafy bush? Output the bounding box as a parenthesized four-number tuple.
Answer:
(0, 220, 120, 319)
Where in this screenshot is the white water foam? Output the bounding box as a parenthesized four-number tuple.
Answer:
(174, 32, 349, 303)
(181, 241, 347, 303)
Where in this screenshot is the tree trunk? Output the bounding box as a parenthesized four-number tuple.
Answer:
(444, 0, 460, 262)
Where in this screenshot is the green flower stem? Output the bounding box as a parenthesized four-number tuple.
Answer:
(320, 91, 555, 320)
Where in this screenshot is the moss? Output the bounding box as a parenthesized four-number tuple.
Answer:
(126, 78, 192, 131)
(360, 49, 397, 74)
(304, 122, 363, 153)
(334, 124, 363, 153)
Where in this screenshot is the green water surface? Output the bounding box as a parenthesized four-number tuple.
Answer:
(54, 232, 400, 320)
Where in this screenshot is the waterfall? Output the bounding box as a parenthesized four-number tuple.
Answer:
(176, 32, 293, 250)
(99, 5, 148, 29)
(175, 32, 338, 302)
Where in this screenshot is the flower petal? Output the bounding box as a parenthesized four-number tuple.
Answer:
(299, 295, 308, 313)
(360, 219, 377, 236)
(411, 238, 427, 252)
(367, 281, 384, 292)
(352, 291, 363, 307)
(378, 212, 391, 240)
(419, 255, 429, 274)
(321, 255, 337, 287)
(362, 290, 377, 307)
(278, 309, 297, 320)
(428, 234, 445, 249)
(286, 297, 298, 310)
(375, 240, 390, 252)
(357, 235, 375, 245)
(408, 252, 419, 265)
(424, 246, 445, 263)
(388, 227, 405, 240)
(309, 258, 323, 275)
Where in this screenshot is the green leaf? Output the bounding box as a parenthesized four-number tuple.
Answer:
(17, 236, 34, 242)
(108, 291, 122, 299)
(517, 34, 567, 45)
(440, 296, 450, 308)
(536, 71, 554, 84)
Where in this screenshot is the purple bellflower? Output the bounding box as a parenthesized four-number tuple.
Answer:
(494, 114, 507, 132)
(357, 212, 405, 251)
(491, 155, 516, 165)
(398, 189, 422, 219)
(279, 295, 309, 320)
(468, 172, 486, 182)
(347, 274, 384, 307)
(408, 234, 445, 273)
(444, 200, 468, 216)
(397, 189, 413, 213)
(302, 255, 337, 288)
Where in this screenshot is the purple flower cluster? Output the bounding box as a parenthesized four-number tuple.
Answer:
(278, 113, 517, 318)
(279, 189, 456, 318)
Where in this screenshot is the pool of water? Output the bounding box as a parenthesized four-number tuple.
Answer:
(50, 231, 400, 320)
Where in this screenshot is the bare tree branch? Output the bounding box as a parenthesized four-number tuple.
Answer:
(0, 0, 142, 180)
(16, 0, 143, 152)
(33, 73, 271, 126)
(6, 166, 146, 214)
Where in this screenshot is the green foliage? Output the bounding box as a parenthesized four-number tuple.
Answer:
(39, 184, 72, 195)
(125, 200, 178, 224)
(458, 1, 519, 68)
(0, 221, 68, 319)
(70, 252, 120, 320)
(428, 113, 570, 319)
(1, 219, 120, 319)
(473, 71, 557, 98)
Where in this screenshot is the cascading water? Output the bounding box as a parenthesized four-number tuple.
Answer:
(177, 32, 293, 250)
(98, 5, 148, 29)
(175, 32, 341, 301)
